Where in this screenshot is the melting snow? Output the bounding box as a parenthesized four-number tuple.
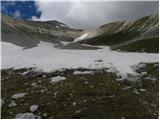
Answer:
(1, 41, 158, 79)
(55, 25, 60, 28)
(60, 24, 67, 27)
(61, 41, 71, 46)
(11, 93, 27, 99)
(50, 76, 66, 83)
(72, 33, 88, 43)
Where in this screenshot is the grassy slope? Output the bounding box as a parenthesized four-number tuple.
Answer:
(84, 31, 135, 46)
(81, 14, 158, 53)
(1, 63, 159, 119)
(113, 37, 159, 53)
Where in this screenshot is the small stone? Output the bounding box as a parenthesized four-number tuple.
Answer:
(54, 91, 58, 96)
(23, 70, 43, 78)
(140, 89, 146, 92)
(83, 100, 87, 102)
(43, 74, 46, 77)
(133, 89, 140, 95)
(43, 113, 47, 116)
(0, 99, 4, 107)
(9, 101, 17, 107)
(73, 102, 76, 106)
(11, 93, 27, 99)
(90, 85, 94, 88)
(141, 72, 147, 75)
(75, 110, 81, 114)
(30, 105, 39, 112)
(40, 90, 44, 93)
(31, 83, 37, 87)
(94, 59, 103, 62)
(84, 81, 88, 84)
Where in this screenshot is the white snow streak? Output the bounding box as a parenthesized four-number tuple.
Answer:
(72, 33, 88, 43)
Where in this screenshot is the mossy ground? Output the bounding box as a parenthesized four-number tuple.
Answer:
(1, 63, 159, 119)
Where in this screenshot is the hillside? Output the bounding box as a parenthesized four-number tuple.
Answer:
(2, 13, 158, 52)
(69, 13, 158, 53)
(1, 14, 84, 48)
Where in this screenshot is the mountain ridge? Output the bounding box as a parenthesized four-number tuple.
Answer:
(1, 13, 159, 52)
(67, 13, 158, 53)
(1, 14, 84, 48)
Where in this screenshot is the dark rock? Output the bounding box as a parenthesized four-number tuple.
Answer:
(94, 59, 103, 62)
(23, 70, 43, 78)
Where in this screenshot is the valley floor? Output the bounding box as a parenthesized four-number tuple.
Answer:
(1, 41, 159, 118)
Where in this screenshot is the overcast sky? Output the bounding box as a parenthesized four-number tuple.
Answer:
(32, 1, 158, 29)
(1, 1, 159, 30)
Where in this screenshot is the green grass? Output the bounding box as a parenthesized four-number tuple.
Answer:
(115, 37, 159, 53)
(1, 63, 159, 119)
(84, 31, 137, 46)
(80, 14, 158, 53)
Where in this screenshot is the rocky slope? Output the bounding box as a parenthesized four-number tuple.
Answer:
(1, 14, 84, 48)
(69, 13, 158, 53)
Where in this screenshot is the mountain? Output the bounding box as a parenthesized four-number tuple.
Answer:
(69, 13, 158, 53)
(1, 14, 84, 48)
(1, 13, 159, 52)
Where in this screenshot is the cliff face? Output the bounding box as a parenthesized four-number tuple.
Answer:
(1, 14, 84, 48)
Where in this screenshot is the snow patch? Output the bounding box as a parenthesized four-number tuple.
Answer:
(37, 41, 56, 49)
(60, 24, 67, 27)
(2, 41, 158, 79)
(73, 71, 94, 75)
(61, 41, 71, 46)
(50, 76, 66, 83)
(55, 25, 60, 28)
(72, 33, 88, 43)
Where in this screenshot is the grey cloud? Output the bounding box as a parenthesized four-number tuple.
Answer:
(35, 1, 159, 30)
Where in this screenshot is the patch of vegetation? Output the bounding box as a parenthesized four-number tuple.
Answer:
(114, 37, 159, 53)
(1, 63, 159, 119)
(79, 14, 158, 53)
(83, 31, 138, 46)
